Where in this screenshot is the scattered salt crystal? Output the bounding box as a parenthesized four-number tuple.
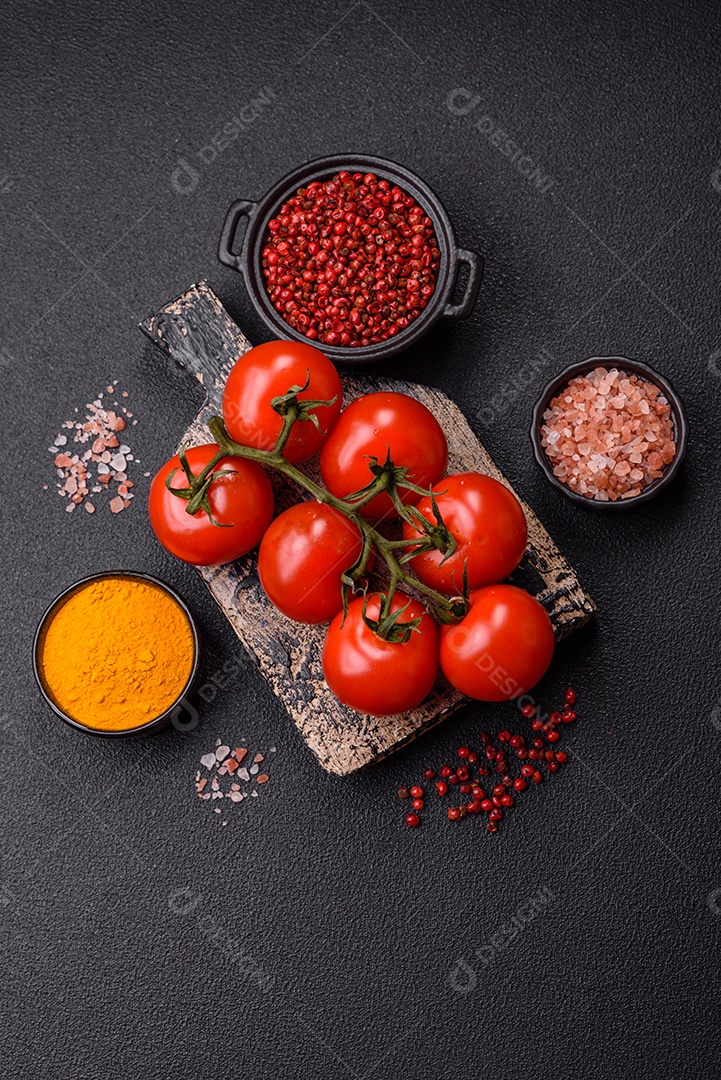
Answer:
(216, 745, 230, 761)
(250, 764, 259, 775)
(238, 767, 250, 781)
(200, 753, 216, 770)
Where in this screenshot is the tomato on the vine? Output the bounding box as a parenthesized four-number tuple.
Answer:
(403, 472, 528, 594)
(258, 502, 369, 624)
(148, 443, 274, 566)
(222, 340, 342, 465)
(440, 584, 554, 701)
(319, 391, 448, 521)
(322, 592, 439, 715)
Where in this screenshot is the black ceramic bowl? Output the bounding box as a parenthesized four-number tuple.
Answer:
(530, 356, 688, 511)
(33, 571, 201, 738)
(217, 154, 483, 365)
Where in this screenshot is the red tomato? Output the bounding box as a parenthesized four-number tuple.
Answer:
(222, 340, 343, 465)
(322, 591, 439, 715)
(440, 585, 554, 701)
(319, 392, 448, 521)
(149, 443, 273, 565)
(258, 502, 367, 624)
(403, 472, 528, 594)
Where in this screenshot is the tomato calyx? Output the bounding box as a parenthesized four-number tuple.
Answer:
(398, 489, 457, 566)
(269, 370, 339, 444)
(166, 445, 236, 527)
(361, 593, 423, 644)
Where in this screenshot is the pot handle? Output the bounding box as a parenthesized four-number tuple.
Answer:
(217, 200, 259, 273)
(442, 248, 484, 319)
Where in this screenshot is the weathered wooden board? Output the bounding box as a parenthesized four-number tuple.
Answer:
(141, 282, 595, 775)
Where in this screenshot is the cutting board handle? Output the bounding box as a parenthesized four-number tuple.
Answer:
(139, 280, 252, 411)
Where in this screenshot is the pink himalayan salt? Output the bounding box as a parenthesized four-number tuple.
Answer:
(541, 366, 676, 501)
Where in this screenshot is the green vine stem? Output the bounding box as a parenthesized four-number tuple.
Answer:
(174, 394, 468, 632)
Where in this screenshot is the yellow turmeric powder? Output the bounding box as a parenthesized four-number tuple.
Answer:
(39, 575, 196, 731)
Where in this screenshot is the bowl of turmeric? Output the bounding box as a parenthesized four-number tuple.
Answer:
(33, 571, 201, 737)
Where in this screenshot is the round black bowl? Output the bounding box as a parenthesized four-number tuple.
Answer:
(33, 571, 201, 738)
(217, 154, 483, 365)
(530, 356, 688, 511)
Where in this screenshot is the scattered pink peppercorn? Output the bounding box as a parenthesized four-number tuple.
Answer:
(565, 689, 576, 705)
(521, 704, 536, 718)
(395, 688, 578, 834)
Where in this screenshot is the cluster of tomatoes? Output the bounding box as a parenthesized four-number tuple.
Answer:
(148, 340, 555, 718)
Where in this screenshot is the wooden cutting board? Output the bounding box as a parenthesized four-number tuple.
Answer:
(141, 282, 595, 775)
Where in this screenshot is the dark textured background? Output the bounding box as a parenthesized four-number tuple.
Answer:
(2, 1, 720, 1077)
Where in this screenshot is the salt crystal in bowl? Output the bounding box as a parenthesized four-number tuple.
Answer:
(530, 357, 688, 511)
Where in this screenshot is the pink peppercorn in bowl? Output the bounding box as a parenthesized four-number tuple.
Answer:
(217, 154, 483, 365)
(530, 357, 688, 511)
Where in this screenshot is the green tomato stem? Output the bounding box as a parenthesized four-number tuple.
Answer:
(202, 414, 465, 626)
